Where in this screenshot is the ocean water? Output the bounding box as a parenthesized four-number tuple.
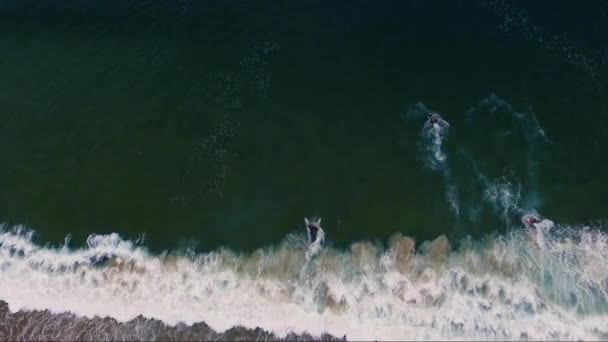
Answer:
(1, 1, 608, 340)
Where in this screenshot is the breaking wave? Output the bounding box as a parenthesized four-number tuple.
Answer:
(1, 222, 607, 341)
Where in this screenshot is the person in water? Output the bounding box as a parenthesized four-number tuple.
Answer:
(304, 217, 322, 244)
(429, 112, 440, 124)
(427, 112, 449, 129)
(304, 217, 325, 260)
(521, 213, 554, 249)
(522, 213, 542, 228)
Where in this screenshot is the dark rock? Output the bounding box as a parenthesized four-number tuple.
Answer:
(0, 300, 344, 341)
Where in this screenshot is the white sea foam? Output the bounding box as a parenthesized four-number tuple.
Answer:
(460, 94, 552, 223)
(1, 223, 607, 341)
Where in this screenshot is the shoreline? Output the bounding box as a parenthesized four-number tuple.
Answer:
(0, 301, 345, 341)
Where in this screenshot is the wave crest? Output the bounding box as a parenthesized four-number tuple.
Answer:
(1, 223, 607, 340)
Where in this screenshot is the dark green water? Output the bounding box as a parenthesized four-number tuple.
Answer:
(1, 0, 607, 253)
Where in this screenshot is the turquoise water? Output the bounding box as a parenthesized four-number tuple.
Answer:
(1, 1, 608, 340)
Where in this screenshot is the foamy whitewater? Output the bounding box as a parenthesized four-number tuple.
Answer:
(1, 222, 607, 341)
(2, 95, 606, 341)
